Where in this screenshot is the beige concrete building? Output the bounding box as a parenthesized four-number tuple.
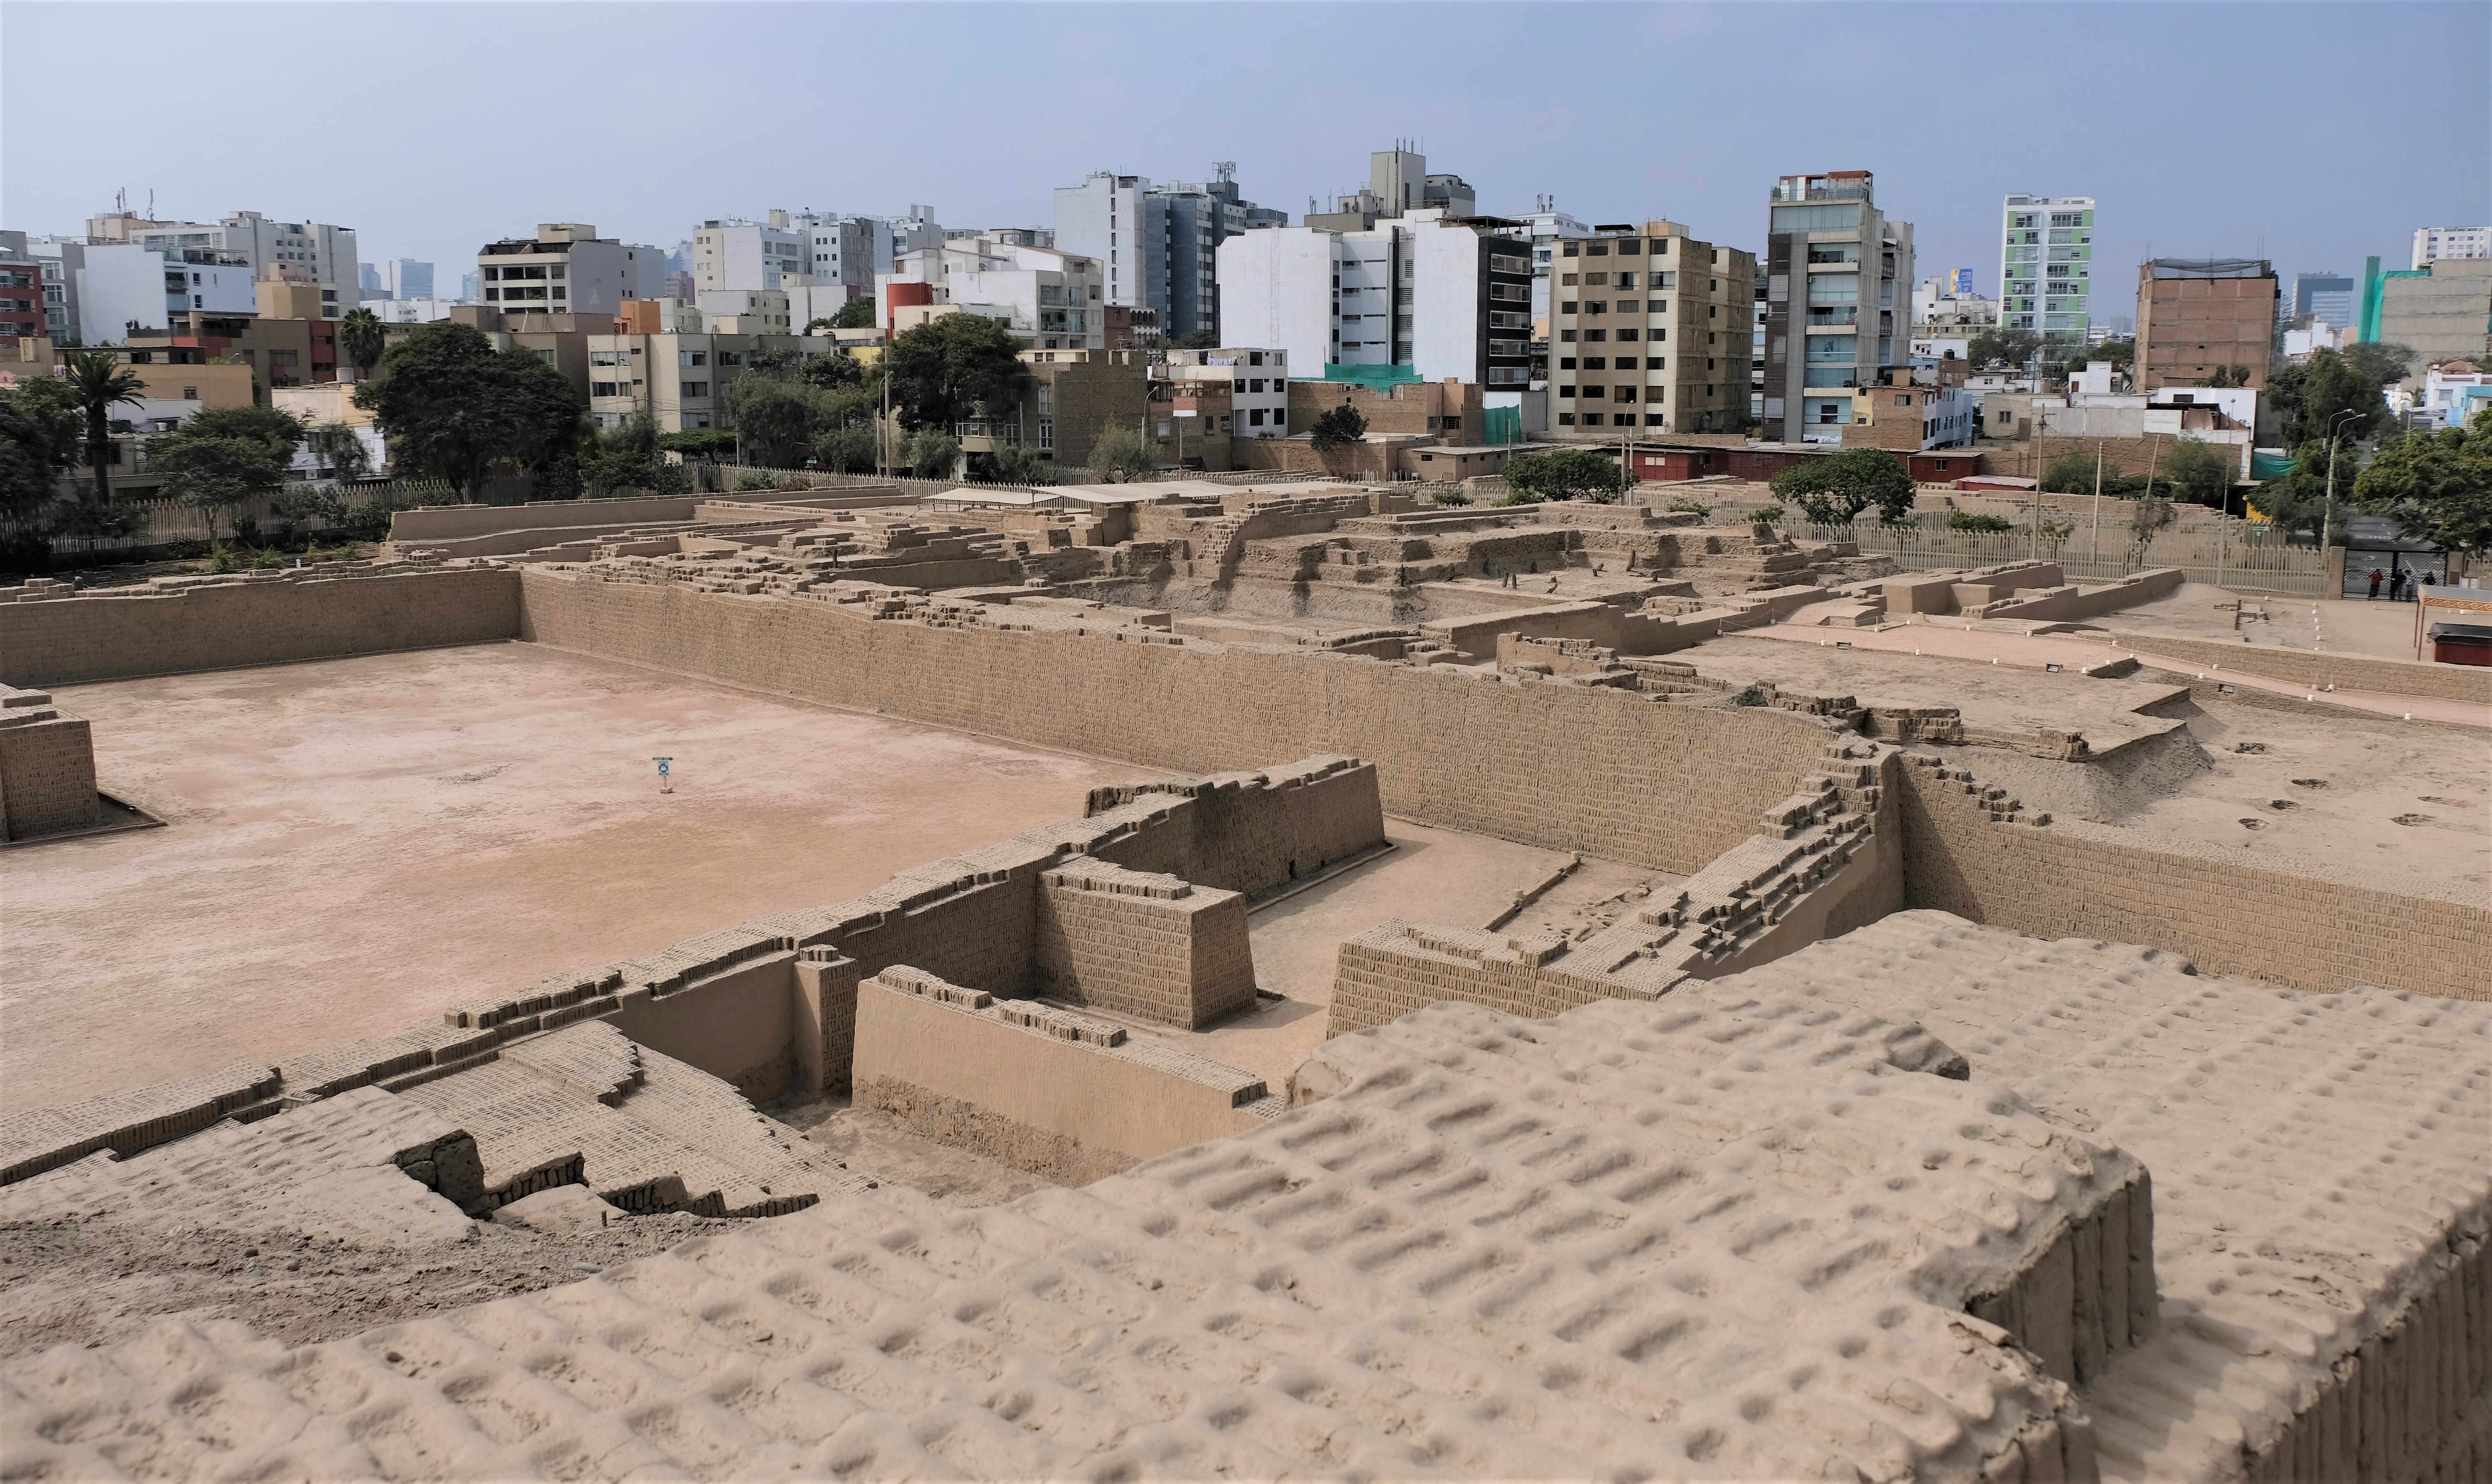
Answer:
(584, 330, 823, 432)
(1547, 221, 1755, 438)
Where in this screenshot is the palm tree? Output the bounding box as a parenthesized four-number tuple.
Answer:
(66, 351, 146, 505)
(338, 308, 386, 382)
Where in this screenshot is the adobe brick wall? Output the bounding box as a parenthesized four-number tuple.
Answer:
(518, 568, 1842, 874)
(851, 967, 1273, 1171)
(1896, 753, 2488, 999)
(1033, 860, 1256, 1028)
(1085, 755, 1386, 896)
(0, 566, 524, 687)
(0, 688, 100, 840)
(2102, 630, 2492, 705)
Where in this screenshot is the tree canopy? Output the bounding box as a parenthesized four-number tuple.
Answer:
(2265, 343, 2412, 447)
(1307, 403, 1368, 454)
(337, 308, 386, 380)
(1768, 448, 1916, 525)
(2353, 406, 2492, 556)
(2159, 435, 2236, 509)
(1501, 448, 1626, 504)
(826, 297, 878, 331)
(880, 314, 1029, 433)
(65, 351, 147, 505)
(351, 322, 581, 502)
(1087, 421, 1155, 482)
(579, 413, 686, 495)
(149, 405, 307, 539)
(0, 376, 84, 531)
(1967, 326, 2040, 370)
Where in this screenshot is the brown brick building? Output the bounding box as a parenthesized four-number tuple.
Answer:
(1548, 221, 1754, 438)
(2135, 259, 2279, 390)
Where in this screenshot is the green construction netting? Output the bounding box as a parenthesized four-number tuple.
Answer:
(1482, 406, 1523, 446)
(1319, 362, 1421, 389)
(2251, 452, 2298, 481)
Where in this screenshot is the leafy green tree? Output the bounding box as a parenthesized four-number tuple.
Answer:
(2339, 341, 2415, 394)
(2353, 407, 2492, 556)
(827, 297, 877, 331)
(1307, 403, 1368, 454)
(351, 322, 582, 502)
(337, 308, 387, 381)
(722, 374, 824, 468)
(977, 445, 1055, 485)
(1947, 511, 2013, 533)
(2160, 435, 2236, 509)
(0, 376, 85, 535)
(1087, 421, 1156, 482)
(812, 421, 878, 474)
(1967, 326, 2040, 370)
(2124, 495, 2176, 570)
(579, 413, 687, 495)
(2271, 345, 2409, 447)
(303, 422, 370, 482)
(150, 405, 306, 541)
(1768, 448, 1916, 525)
(1501, 448, 1627, 503)
(2039, 451, 2099, 495)
(802, 350, 863, 389)
(881, 314, 1029, 433)
(2245, 444, 2337, 544)
(902, 429, 961, 479)
(2087, 337, 2135, 368)
(2204, 365, 2252, 388)
(65, 351, 147, 505)
(657, 428, 738, 461)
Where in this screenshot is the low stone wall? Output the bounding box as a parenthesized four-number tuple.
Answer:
(2105, 629, 2492, 703)
(1896, 752, 2490, 999)
(851, 967, 1275, 1172)
(0, 563, 523, 687)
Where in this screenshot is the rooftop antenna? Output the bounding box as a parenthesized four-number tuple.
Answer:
(115, 187, 126, 214)
(146, 189, 154, 218)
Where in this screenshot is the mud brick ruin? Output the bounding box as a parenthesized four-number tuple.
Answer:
(1, 478, 2485, 1481)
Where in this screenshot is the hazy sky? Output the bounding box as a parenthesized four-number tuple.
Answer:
(6, 0, 2486, 318)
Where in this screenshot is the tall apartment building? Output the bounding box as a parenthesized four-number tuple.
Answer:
(359, 262, 388, 298)
(2291, 271, 2356, 331)
(2411, 226, 2490, 269)
(689, 210, 894, 304)
(1517, 203, 1591, 325)
(1217, 209, 1533, 394)
(383, 259, 434, 300)
(75, 242, 255, 343)
(1053, 166, 1283, 343)
(2134, 258, 2279, 389)
(476, 224, 665, 317)
(2365, 254, 2492, 383)
(1545, 221, 1754, 438)
(126, 211, 360, 307)
(15, 235, 85, 344)
(874, 233, 1106, 352)
(1305, 146, 1476, 231)
(1997, 194, 2093, 345)
(1758, 171, 1915, 443)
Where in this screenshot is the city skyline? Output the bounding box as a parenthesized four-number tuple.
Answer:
(4, 1, 2484, 311)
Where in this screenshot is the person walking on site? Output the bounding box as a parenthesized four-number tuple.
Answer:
(2368, 568, 2383, 600)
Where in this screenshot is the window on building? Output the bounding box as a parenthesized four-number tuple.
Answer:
(1618, 328, 1638, 342)
(592, 381, 618, 397)
(681, 351, 706, 366)
(1616, 272, 1636, 289)
(1585, 243, 1609, 257)
(1558, 384, 1575, 399)
(1562, 242, 1580, 258)
(1584, 329, 1606, 342)
(1560, 329, 1577, 342)
(682, 381, 709, 397)
(1584, 274, 1609, 288)
(1584, 301, 1607, 315)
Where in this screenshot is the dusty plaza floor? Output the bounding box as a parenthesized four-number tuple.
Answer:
(1, 642, 1163, 1116)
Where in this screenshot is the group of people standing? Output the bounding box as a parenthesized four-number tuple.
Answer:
(2366, 567, 2438, 601)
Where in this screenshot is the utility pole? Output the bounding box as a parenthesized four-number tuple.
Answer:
(2089, 441, 2103, 570)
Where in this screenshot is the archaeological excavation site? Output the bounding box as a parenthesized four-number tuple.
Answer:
(0, 476, 2486, 1483)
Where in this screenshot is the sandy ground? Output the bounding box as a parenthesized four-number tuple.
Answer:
(2108, 584, 2446, 661)
(2, 643, 1159, 1116)
(0, 1205, 728, 1363)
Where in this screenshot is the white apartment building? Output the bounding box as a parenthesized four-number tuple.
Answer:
(1160, 347, 1290, 436)
(361, 298, 474, 324)
(1518, 205, 1591, 323)
(873, 234, 1104, 351)
(126, 211, 361, 306)
(1911, 276, 1998, 326)
(2411, 226, 2490, 269)
(1054, 167, 1282, 341)
(695, 289, 794, 333)
(694, 210, 900, 302)
(476, 224, 665, 317)
(76, 242, 255, 343)
(1217, 209, 1533, 394)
